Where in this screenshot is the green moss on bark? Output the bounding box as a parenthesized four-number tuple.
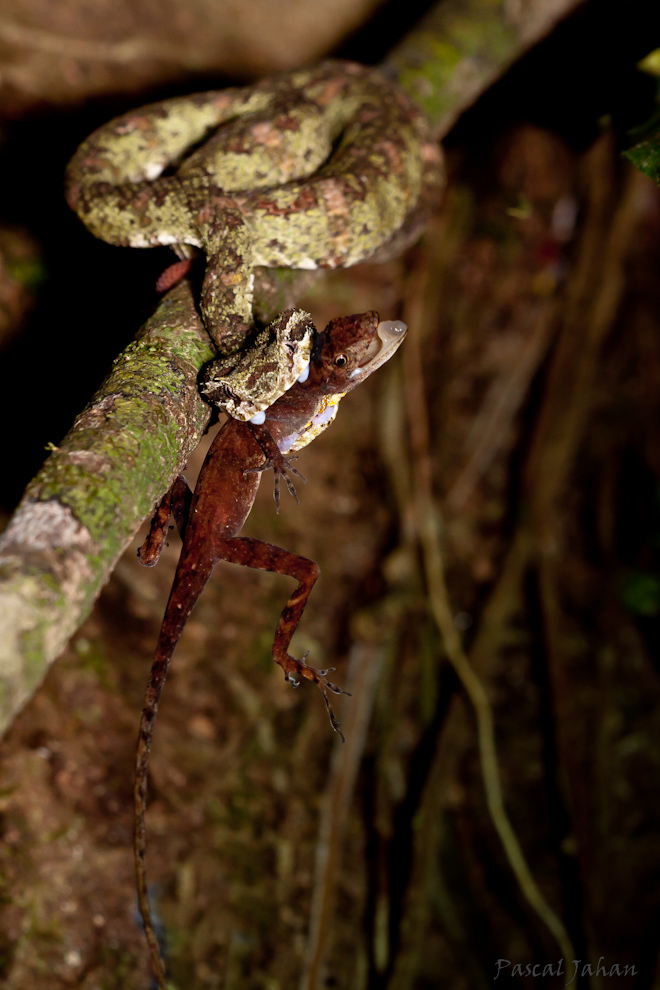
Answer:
(387, 0, 582, 137)
(25, 284, 214, 552)
(0, 282, 214, 735)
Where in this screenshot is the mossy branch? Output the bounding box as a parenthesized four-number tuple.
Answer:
(387, 0, 584, 137)
(0, 282, 212, 733)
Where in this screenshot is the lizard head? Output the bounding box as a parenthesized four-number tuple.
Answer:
(309, 311, 408, 394)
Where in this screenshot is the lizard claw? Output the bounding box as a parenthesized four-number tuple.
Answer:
(278, 653, 350, 741)
(245, 454, 306, 512)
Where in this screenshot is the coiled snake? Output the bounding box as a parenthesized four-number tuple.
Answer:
(65, 60, 443, 418)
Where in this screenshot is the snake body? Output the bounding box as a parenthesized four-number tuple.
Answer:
(66, 61, 443, 413)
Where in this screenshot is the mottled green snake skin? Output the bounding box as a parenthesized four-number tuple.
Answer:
(66, 61, 443, 414)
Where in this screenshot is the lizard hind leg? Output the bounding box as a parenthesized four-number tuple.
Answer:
(137, 475, 192, 567)
(217, 536, 350, 739)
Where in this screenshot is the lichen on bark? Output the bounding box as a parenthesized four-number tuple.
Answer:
(386, 0, 584, 138)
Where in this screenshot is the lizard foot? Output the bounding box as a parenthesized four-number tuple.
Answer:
(279, 651, 351, 742)
(246, 454, 306, 512)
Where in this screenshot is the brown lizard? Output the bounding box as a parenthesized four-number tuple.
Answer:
(134, 310, 407, 987)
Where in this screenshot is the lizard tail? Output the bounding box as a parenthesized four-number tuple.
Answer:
(134, 555, 213, 990)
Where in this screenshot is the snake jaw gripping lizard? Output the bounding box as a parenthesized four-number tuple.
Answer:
(65, 60, 440, 987)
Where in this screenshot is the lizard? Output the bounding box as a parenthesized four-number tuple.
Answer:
(134, 310, 407, 988)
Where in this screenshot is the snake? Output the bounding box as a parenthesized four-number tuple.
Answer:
(65, 60, 443, 417)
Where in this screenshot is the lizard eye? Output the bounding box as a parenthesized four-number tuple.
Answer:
(334, 354, 348, 367)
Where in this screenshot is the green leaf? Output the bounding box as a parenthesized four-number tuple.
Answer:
(624, 125, 660, 183)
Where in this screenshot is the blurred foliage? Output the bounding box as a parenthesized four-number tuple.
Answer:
(621, 571, 660, 617)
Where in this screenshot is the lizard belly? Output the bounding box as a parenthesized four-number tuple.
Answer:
(189, 421, 263, 540)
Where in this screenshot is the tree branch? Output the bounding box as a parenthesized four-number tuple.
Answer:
(387, 0, 585, 139)
(0, 282, 212, 731)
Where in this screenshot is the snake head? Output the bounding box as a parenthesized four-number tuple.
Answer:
(309, 311, 407, 394)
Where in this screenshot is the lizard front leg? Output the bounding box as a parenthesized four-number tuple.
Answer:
(216, 537, 350, 740)
(246, 421, 306, 510)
